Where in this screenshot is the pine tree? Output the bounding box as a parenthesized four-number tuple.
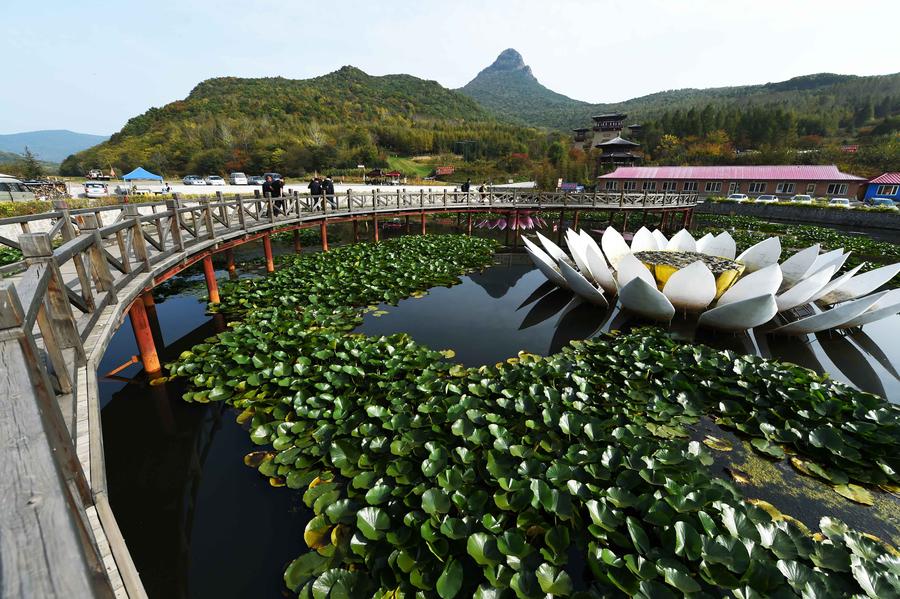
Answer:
(18, 147, 44, 179)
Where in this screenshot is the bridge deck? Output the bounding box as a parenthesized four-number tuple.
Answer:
(0, 189, 697, 597)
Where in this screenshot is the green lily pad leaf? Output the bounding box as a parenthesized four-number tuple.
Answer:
(311, 568, 358, 598)
(422, 488, 451, 515)
(364, 483, 392, 505)
(356, 507, 389, 540)
(656, 557, 701, 594)
(284, 551, 329, 591)
(304, 515, 332, 550)
(498, 529, 529, 557)
(439, 517, 468, 540)
(467, 532, 501, 566)
(833, 484, 874, 506)
(436, 558, 463, 599)
(674, 520, 702, 561)
(627, 516, 652, 555)
(751, 437, 785, 459)
(703, 435, 733, 452)
(536, 562, 573, 596)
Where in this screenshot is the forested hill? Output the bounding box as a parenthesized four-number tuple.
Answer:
(62, 67, 548, 177)
(458, 50, 900, 135)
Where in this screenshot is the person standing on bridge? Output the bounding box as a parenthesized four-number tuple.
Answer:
(263, 175, 285, 215)
(308, 177, 323, 210)
(323, 175, 336, 209)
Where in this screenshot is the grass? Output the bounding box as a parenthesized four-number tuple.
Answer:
(385, 156, 437, 179)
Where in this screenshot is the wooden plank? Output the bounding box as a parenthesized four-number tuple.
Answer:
(0, 286, 112, 598)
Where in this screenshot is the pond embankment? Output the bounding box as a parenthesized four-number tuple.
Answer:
(697, 201, 900, 231)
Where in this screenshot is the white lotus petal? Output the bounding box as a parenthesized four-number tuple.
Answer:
(583, 240, 618, 295)
(616, 253, 656, 289)
(524, 245, 568, 289)
(770, 292, 888, 335)
(809, 248, 846, 276)
(737, 237, 782, 273)
(778, 244, 821, 290)
(717, 263, 783, 307)
(707, 232, 737, 259)
(695, 233, 715, 254)
(814, 263, 900, 306)
(565, 230, 593, 281)
(698, 294, 778, 331)
(579, 229, 602, 256)
(652, 229, 668, 249)
(662, 261, 717, 311)
(558, 259, 608, 307)
(601, 227, 631, 268)
(665, 229, 697, 252)
(536, 231, 569, 264)
(630, 226, 658, 252)
(618, 277, 675, 322)
(811, 263, 865, 304)
(837, 289, 900, 328)
(775, 265, 837, 311)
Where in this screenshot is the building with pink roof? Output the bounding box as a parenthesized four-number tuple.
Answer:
(598, 165, 866, 198)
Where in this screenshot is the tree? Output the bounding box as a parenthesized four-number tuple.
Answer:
(17, 147, 44, 179)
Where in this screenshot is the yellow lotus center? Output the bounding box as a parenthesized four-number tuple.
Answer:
(632, 250, 745, 298)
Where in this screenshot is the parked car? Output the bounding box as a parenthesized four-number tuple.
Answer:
(0, 173, 36, 201)
(183, 175, 206, 185)
(725, 193, 749, 202)
(87, 169, 111, 181)
(83, 181, 108, 198)
(755, 195, 777, 203)
(263, 172, 283, 181)
(248, 176, 266, 185)
(229, 172, 248, 185)
(205, 175, 226, 186)
(790, 194, 813, 204)
(828, 198, 851, 208)
(871, 198, 898, 210)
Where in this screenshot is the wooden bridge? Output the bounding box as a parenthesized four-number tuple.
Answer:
(0, 189, 697, 597)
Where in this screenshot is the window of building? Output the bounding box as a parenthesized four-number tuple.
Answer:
(642, 181, 657, 192)
(705, 181, 722, 193)
(827, 183, 849, 195)
(682, 181, 698, 192)
(661, 181, 677, 192)
(748, 182, 767, 194)
(806, 183, 816, 194)
(623, 181, 637, 191)
(776, 182, 795, 194)
(876, 184, 899, 196)
(604, 180, 619, 191)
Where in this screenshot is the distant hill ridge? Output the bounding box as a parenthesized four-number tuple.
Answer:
(0, 129, 108, 163)
(457, 50, 900, 130)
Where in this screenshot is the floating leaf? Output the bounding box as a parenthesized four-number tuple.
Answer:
(834, 484, 875, 506)
(703, 435, 733, 452)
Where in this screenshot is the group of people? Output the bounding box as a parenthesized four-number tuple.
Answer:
(307, 176, 337, 209)
(459, 178, 488, 200)
(260, 174, 337, 214)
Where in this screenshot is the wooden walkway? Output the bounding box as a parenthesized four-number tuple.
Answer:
(0, 189, 697, 597)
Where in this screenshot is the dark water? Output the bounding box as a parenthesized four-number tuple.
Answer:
(100, 234, 900, 598)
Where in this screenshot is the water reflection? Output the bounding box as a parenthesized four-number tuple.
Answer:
(357, 253, 900, 402)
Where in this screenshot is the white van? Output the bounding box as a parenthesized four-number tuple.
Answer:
(0, 173, 36, 202)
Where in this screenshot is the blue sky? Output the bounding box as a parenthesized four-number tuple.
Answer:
(4, 0, 899, 135)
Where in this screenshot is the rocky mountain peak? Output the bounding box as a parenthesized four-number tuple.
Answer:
(482, 49, 532, 76)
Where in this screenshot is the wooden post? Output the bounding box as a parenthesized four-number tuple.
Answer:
(78, 215, 117, 304)
(420, 212, 426, 235)
(405, 215, 410, 234)
(53, 200, 94, 311)
(142, 292, 165, 349)
(320, 221, 329, 251)
(352, 220, 359, 243)
(682, 209, 690, 229)
(374, 216, 380, 242)
(263, 234, 274, 272)
(505, 216, 511, 246)
(165, 198, 185, 251)
(293, 229, 302, 253)
(466, 212, 473, 235)
(202, 255, 219, 304)
(622, 211, 630, 234)
(225, 248, 237, 279)
(573, 210, 580, 231)
(128, 296, 161, 374)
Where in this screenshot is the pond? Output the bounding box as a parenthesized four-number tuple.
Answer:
(100, 236, 900, 597)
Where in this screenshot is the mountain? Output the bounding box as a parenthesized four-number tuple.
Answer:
(62, 67, 546, 177)
(459, 50, 900, 133)
(458, 49, 587, 128)
(0, 130, 108, 163)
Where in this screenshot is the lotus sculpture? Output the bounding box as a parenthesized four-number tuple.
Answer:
(524, 226, 900, 334)
(476, 210, 546, 231)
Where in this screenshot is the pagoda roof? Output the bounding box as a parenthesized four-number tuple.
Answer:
(596, 136, 640, 147)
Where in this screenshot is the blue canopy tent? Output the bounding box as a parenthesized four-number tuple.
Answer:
(121, 167, 163, 181)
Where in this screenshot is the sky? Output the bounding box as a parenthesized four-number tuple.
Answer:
(4, 0, 899, 135)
